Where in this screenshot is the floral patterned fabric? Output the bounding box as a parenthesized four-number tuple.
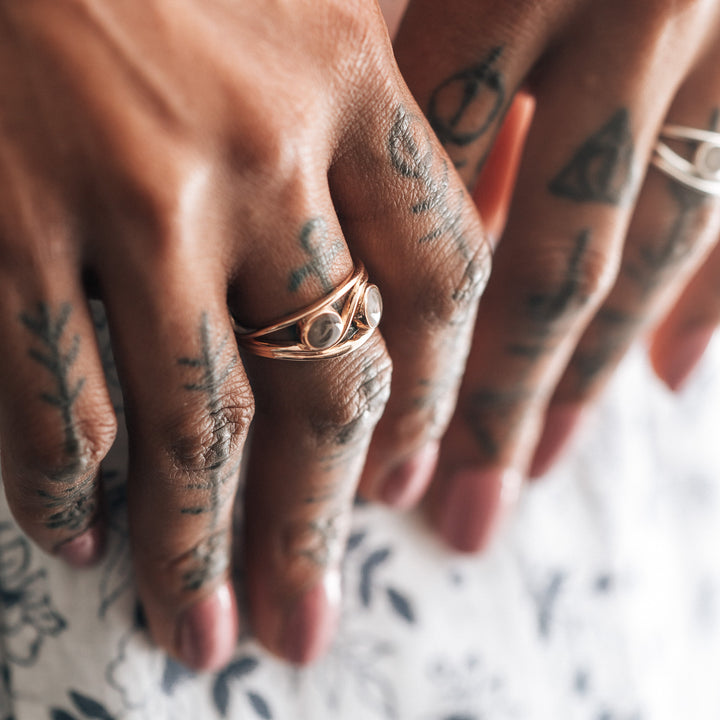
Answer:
(0, 315, 719, 720)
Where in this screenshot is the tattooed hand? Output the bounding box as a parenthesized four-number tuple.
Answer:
(0, 1, 490, 669)
(360, 0, 720, 548)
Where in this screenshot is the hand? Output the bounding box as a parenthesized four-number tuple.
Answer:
(361, 0, 720, 548)
(0, 0, 490, 668)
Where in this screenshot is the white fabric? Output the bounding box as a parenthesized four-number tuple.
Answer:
(0, 335, 719, 720)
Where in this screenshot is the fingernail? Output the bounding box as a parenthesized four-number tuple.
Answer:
(377, 442, 440, 508)
(177, 582, 238, 672)
(529, 404, 585, 479)
(280, 572, 341, 665)
(438, 467, 522, 553)
(56, 524, 104, 568)
(659, 326, 715, 392)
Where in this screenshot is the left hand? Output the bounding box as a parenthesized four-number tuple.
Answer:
(363, 0, 720, 550)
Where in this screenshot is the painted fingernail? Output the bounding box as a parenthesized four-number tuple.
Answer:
(659, 326, 715, 391)
(378, 442, 440, 508)
(530, 404, 585, 479)
(178, 582, 238, 672)
(56, 524, 104, 568)
(280, 572, 341, 665)
(438, 467, 522, 553)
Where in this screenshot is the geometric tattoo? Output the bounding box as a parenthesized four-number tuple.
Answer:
(549, 109, 634, 205)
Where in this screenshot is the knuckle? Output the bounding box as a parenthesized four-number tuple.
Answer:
(147, 527, 231, 596)
(14, 410, 116, 484)
(164, 388, 254, 475)
(417, 235, 492, 327)
(309, 340, 393, 445)
(520, 236, 616, 331)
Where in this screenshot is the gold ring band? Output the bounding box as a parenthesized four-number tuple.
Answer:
(652, 124, 720, 196)
(233, 262, 383, 360)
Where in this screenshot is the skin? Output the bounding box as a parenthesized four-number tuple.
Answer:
(0, 0, 491, 670)
(359, 0, 720, 554)
(2, 0, 720, 671)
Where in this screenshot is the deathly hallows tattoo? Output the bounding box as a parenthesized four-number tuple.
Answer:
(549, 109, 634, 205)
(427, 46, 506, 169)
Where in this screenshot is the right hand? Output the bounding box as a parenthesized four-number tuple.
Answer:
(0, 0, 490, 668)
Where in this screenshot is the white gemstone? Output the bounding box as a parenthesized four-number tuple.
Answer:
(696, 142, 720, 179)
(305, 311, 343, 349)
(364, 286, 383, 329)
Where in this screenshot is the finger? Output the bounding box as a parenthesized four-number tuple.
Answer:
(328, 98, 490, 508)
(97, 242, 253, 671)
(650, 235, 720, 390)
(0, 260, 116, 566)
(532, 59, 720, 476)
(424, 21, 692, 551)
(393, 0, 548, 188)
(234, 199, 392, 663)
(472, 91, 535, 242)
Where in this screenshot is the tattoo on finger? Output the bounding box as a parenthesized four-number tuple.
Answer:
(177, 314, 241, 590)
(507, 229, 593, 359)
(21, 303, 98, 532)
(288, 217, 345, 295)
(463, 386, 533, 460)
(389, 106, 490, 303)
(549, 109, 634, 205)
(21, 302, 85, 462)
(427, 46, 506, 172)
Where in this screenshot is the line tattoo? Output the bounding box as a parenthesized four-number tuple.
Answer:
(508, 229, 593, 359)
(20, 302, 85, 460)
(389, 106, 491, 304)
(549, 109, 634, 205)
(427, 46, 506, 168)
(177, 313, 240, 590)
(463, 387, 532, 459)
(288, 217, 344, 295)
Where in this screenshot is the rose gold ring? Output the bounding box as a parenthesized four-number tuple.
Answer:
(232, 262, 383, 360)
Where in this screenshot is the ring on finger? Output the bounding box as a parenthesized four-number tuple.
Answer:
(652, 124, 720, 196)
(233, 262, 383, 360)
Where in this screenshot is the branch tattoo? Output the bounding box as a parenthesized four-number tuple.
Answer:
(21, 303, 97, 533)
(177, 314, 240, 591)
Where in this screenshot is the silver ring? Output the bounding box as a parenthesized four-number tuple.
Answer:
(651, 124, 720, 196)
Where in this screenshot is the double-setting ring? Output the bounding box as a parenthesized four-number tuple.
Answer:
(233, 262, 383, 360)
(652, 124, 720, 196)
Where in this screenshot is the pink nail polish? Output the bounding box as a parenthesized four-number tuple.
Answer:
(56, 524, 104, 568)
(178, 582, 238, 672)
(281, 572, 340, 665)
(529, 404, 584, 479)
(438, 467, 521, 553)
(660, 326, 715, 391)
(378, 442, 439, 508)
